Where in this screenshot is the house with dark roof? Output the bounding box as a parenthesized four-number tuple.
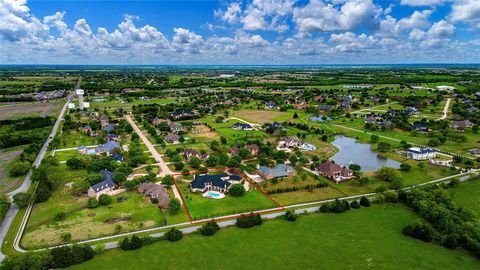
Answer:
(165, 133, 180, 144)
(87, 169, 116, 198)
(404, 107, 419, 116)
(258, 164, 297, 180)
(469, 148, 480, 155)
(406, 147, 437, 160)
(412, 123, 429, 132)
(318, 104, 333, 112)
(341, 95, 353, 108)
(183, 149, 209, 161)
(112, 153, 124, 162)
(232, 122, 254, 131)
(190, 173, 242, 193)
(170, 110, 199, 120)
(169, 123, 184, 132)
(138, 183, 170, 208)
(106, 133, 120, 142)
(451, 120, 474, 130)
(265, 101, 279, 110)
(316, 161, 354, 183)
(95, 141, 121, 155)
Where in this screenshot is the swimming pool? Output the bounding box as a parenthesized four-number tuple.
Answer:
(203, 191, 225, 199)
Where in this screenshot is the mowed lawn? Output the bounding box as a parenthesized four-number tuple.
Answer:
(70, 205, 479, 270)
(177, 181, 277, 220)
(449, 178, 480, 216)
(232, 109, 293, 124)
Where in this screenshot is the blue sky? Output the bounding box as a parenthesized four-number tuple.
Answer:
(1, 0, 479, 64)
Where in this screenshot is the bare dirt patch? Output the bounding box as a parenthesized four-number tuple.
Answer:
(189, 125, 221, 140)
(0, 149, 23, 192)
(233, 110, 290, 124)
(0, 102, 62, 120)
(104, 216, 132, 224)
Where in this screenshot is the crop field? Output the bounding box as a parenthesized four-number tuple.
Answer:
(70, 204, 479, 270)
(0, 102, 62, 120)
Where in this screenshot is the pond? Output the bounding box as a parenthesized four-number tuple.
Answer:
(310, 115, 331, 122)
(330, 136, 401, 172)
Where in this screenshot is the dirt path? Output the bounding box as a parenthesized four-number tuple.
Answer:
(437, 98, 451, 120)
(125, 115, 183, 204)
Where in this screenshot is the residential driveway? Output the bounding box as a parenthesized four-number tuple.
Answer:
(125, 115, 183, 204)
(437, 98, 451, 120)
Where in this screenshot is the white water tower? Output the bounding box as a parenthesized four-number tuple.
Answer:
(76, 89, 84, 110)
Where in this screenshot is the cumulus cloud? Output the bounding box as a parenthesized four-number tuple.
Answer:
(293, 0, 381, 33)
(172, 28, 204, 53)
(215, 2, 242, 24)
(379, 9, 432, 36)
(400, 0, 443, 6)
(450, 0, 480, 27)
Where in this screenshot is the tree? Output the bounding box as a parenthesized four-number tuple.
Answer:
(359, 196, 370, 207)
(293, 112, 299, 118)
(98, 194, 112, 205)
(130, 235, 143, 250)
(86, 173, 104, 185)
(400, 163, 412, 172)
(87, 198, 99, 208)
(220, 136, 227, 145)
(350, 200, 360, 209)
(188, 157, 202, 169)
(376, 166, 400, 182)
(284, 210, 297, 221)
(229, 184, 245, 196)
(206, 156, 218, 167)
(174, 162, 184, 171)
(169, 198, 181, 214)
(162, 175, 174, 187)
(71, 179, 90, 195)
(13, 192, 32, 208)
(35, 182, 52, 203)
(9, 162, 30, 177)
(66, 157, 86, 169)
(377, 142, 391, 152)
(113, 172, 127, 184)
(348, 164, 361, 172)
(358, 177, 370, 185)
(120, 237, 131, 250)
(165, 228, 183, 241)
(238, 148, 251, 159)
(402, 222, 435, 242)
(370, 134, 379, 143)
(198, 220, 220, 236)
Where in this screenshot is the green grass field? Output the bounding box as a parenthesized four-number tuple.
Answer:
(449, 178, 480, 216)
(69, 204, 479, 270)
(177, 181, 277, 220)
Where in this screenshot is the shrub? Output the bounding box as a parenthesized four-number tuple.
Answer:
(87, 198, 99, 208)
(9, 161, 30, 177)
(229, 184, 245, 196)
(130, 235, 143, 250)
(402, 222, 435, 242)
(13, 192, 33, 208)
(359, 196, 370, 207)
(98, 194, 112, 205)
(319, 204, 330, 213)
(448, 178, 460, 188)
(54, 212, 67, 221)
(375, 185, 387, 193)
(350, 200, 360, 209)
(400, 163, 412, 172)
(236, 214, 263, 228)
(284, 210, 297, 221)
(198, 220, 220, 236)
(120, 237, 131, 250)
(169, 198, 181, 214)
(165, 228, 183, 242)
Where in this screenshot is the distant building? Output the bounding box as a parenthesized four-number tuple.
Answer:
(170, 110, 199, 120)
(183, 149, 209, 161)
(341, 95, 353, 108)
(412, 123, 429, 132)
(318, 104, 333, 112)
(76, 89, 85, 110)
(138, 183, 170, 208)
(450, 120, 474, 130)
(406, 147, 437, 160)
(316, 161, 354, 183)
(299, 143, 317, 151)
(232, 122, 254, 131)
(229, 146, 240, 156)
(258, 164, 297, 180)
(106, 133, 120, 142)
(246, 144, 260, 156)
(165, 133, 180, 144)
(342, 84, 372, 89)
(265, 101, 279, 110)
(95, 141, 121, 155)
(436, 85, 455, 91)
(190, 173, 242, 193)
(278, 136, 302, 149)
(468, 148, 480, 155)
(87, 169, 116, 198)
(293, 102, 307, 110)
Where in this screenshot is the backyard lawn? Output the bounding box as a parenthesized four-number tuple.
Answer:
(58, 131, 98, 148)
(177, 181, 277, 220)
(70, 204, 479, 270)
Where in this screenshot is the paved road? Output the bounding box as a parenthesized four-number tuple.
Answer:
(125, 115, 183, 204)
(437, 98, 451, 120)
(0, 81, 76, 261)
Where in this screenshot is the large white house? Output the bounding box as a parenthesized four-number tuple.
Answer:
(406, 147, 437, 160)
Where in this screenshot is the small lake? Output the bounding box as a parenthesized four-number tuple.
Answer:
(310, 115, 332, 122)
(330, 136, 401, 172)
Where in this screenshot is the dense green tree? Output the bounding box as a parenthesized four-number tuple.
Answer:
(98, 194, 112, 205)
(229, 184, 245, 196)
(169, 198, 181, 214)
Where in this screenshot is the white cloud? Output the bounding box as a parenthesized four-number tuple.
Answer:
(400, 0, 443, 6)
(450, 0, 480, 27)
(172, 28, 204, 53)
(379, 9, 432, 36)
(293, 0, 381, 33)
(215, 2, 242, 24)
